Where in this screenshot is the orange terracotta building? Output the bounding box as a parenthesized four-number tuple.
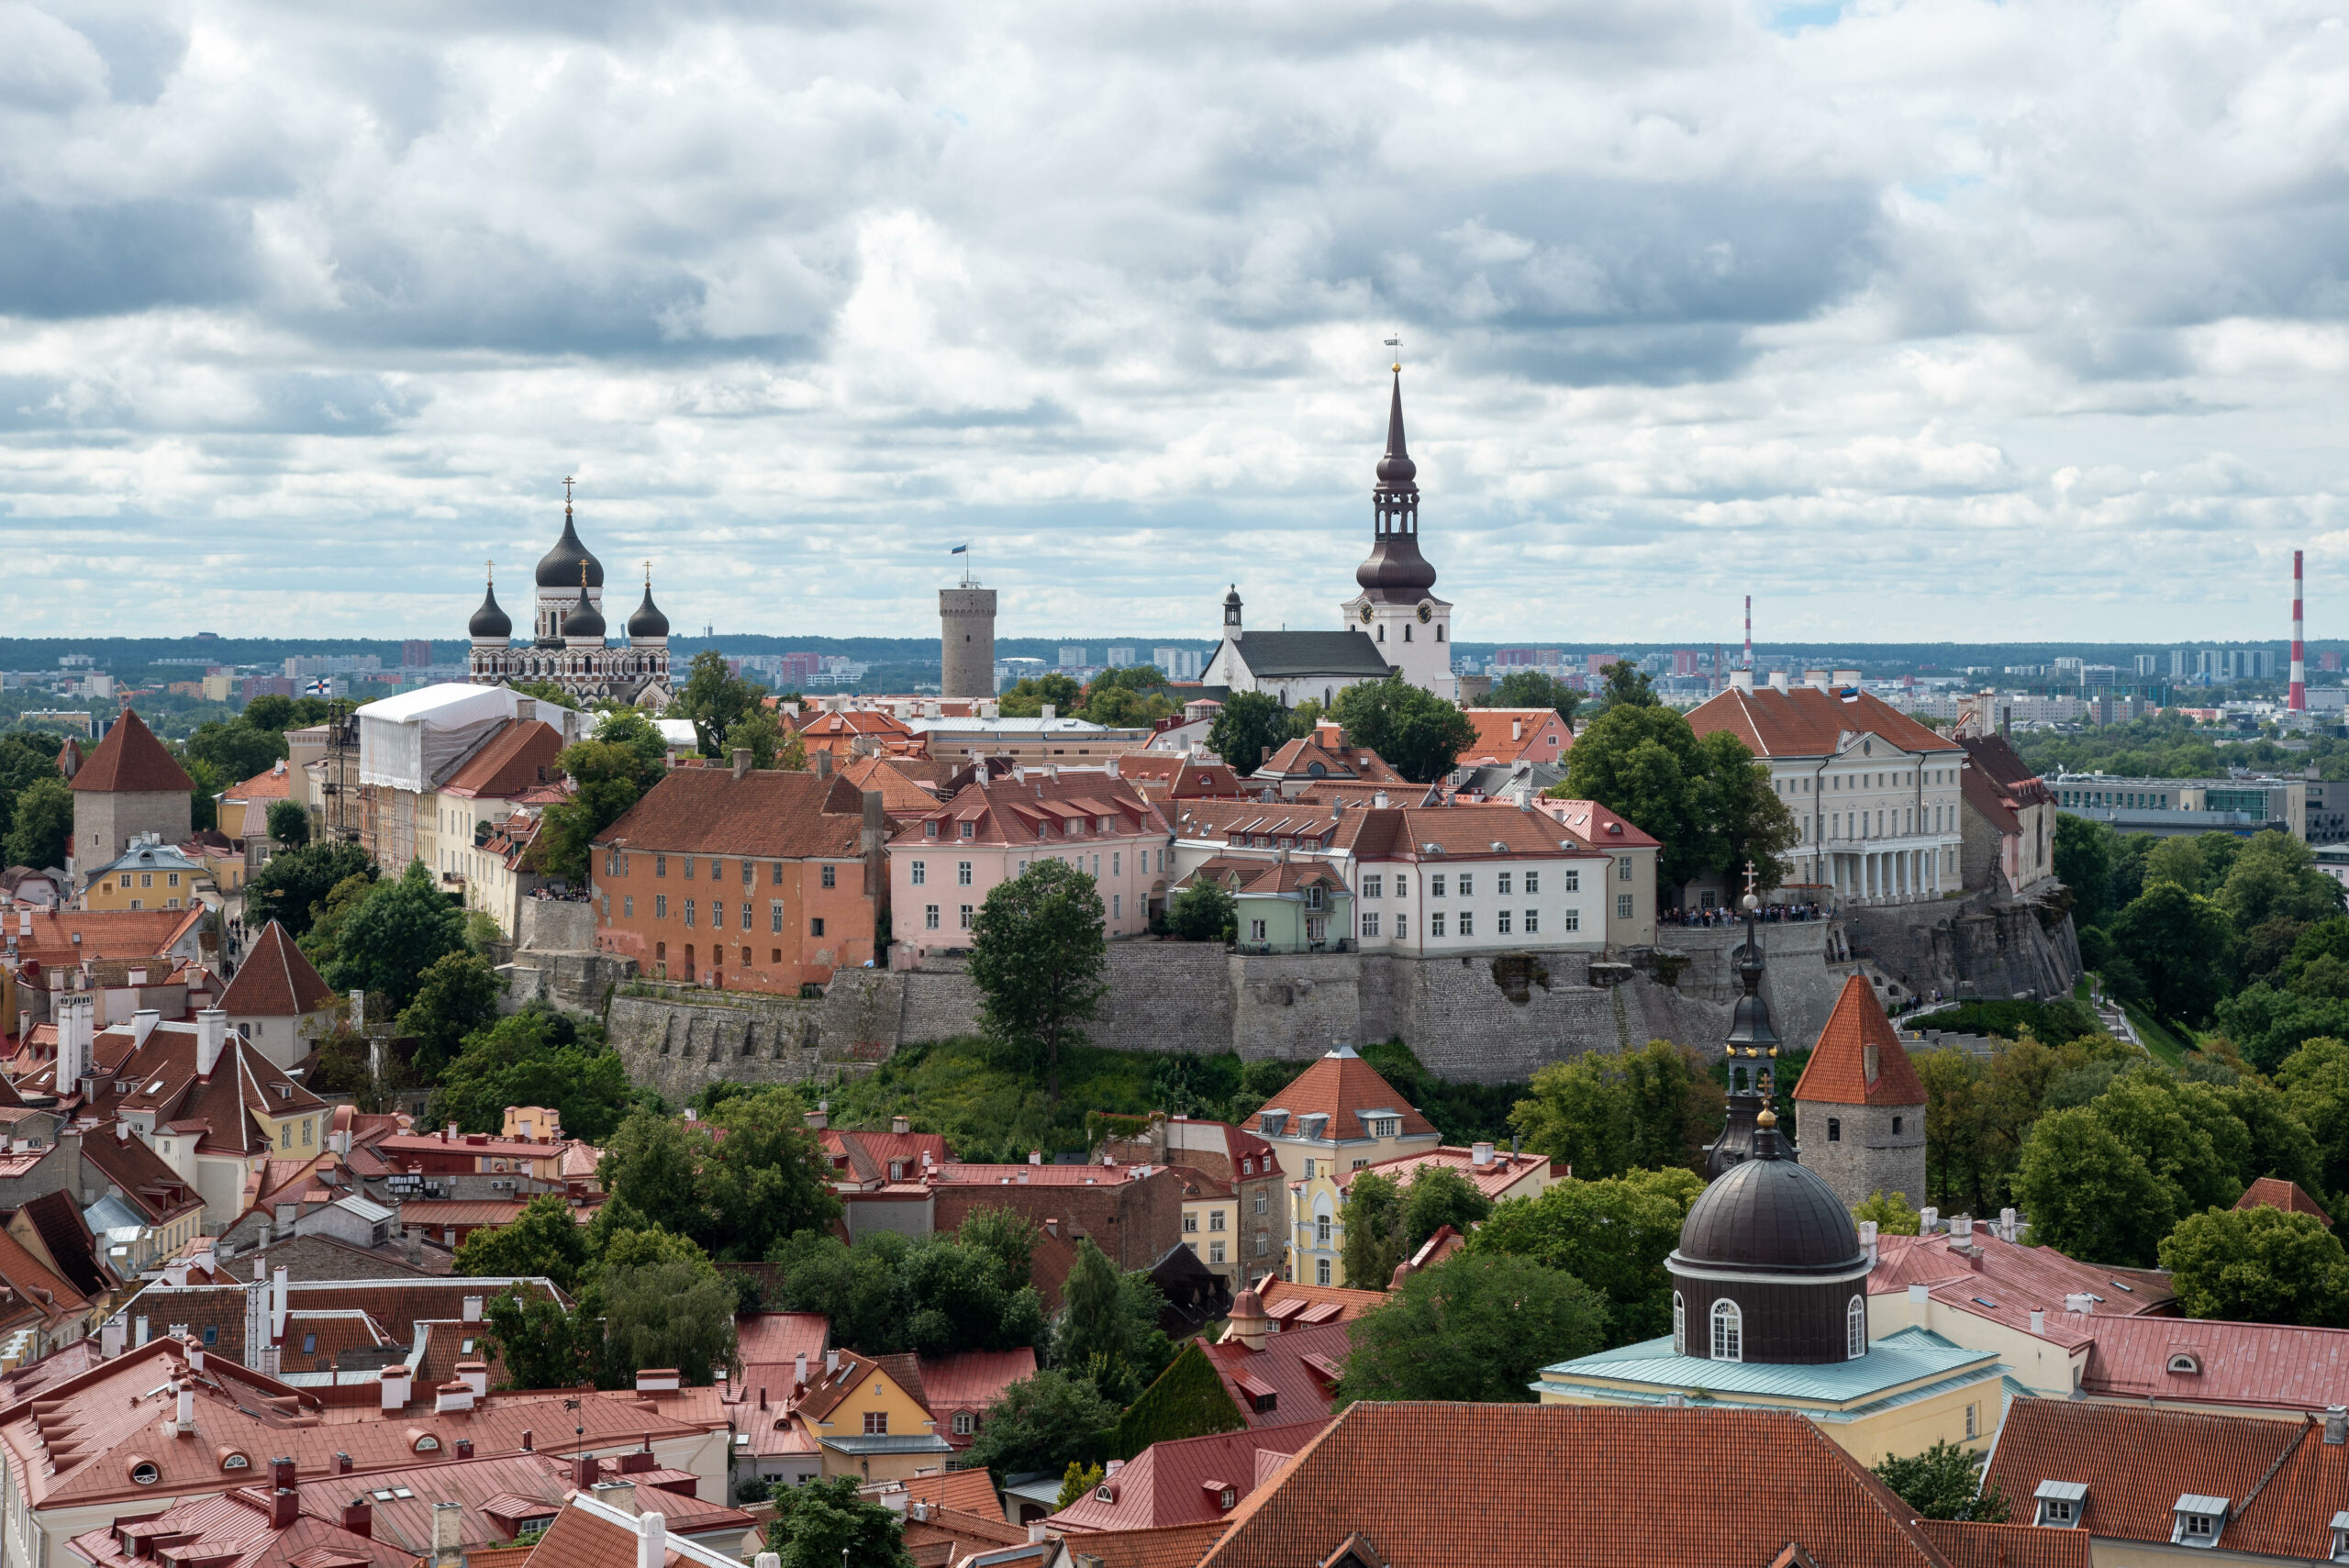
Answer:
(589, 759, 894, 994)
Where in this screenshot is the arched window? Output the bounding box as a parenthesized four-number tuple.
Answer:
(1847, 1296, 1866, 1360)
(1673, 1292, 1687, 1355)
(1710, 1299, 1742, 1362)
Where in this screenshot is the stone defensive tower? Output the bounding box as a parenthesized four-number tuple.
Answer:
(940, 586, 997, 699)
(1791, 974, 1928, 1212)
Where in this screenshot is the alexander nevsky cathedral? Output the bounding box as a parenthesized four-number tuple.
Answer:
(464, 494, 674, 706)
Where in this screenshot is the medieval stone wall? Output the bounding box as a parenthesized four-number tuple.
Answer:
(1843, 893, 2080, 1004)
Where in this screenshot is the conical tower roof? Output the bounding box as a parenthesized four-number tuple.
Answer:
(1792, 975, 1927, 1107)
(67, 709, 193, 795)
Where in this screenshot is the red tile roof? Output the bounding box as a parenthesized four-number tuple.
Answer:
(217, 918, 337, 1018)
(1982, 1399, 2342, 1558)
(5, 906, 206, 962)
(822, 1126, 954, 1184)
(67, 1486, 414, 1568)
(885, 1465, 1006, 1520)
(1687, 685, 1963, 762)
(593, 768, 881, 859)
(441, 720, 567, 799)
(1255, 1279, 1387, 1326)
(1536, 796, 1662, 850)
(67, 709, 195, 795)
(1202, 1320, 1352, 1429)
(1252, 734, 1404, 786)
(1051, 1419, 1327, 1532)
(221, 761, 295, 803)
(1054, 1521, 1229, 1568)
(1335, 1145, 1556, 1203)
(2076, 1312, 2349, 1413)
(1457, 708, 1573, 767)
(1868, 1228, 2175, 1347)
(1916, 1520, 2092, 1568)
(888, 773, 1169, 851)
(1792, 975, 1928, 1106)
(1196, 1403, 1954, 1567)
(2237, 1176, 2333, 1226)
(916, 1347, 1036, 1412)
(1959, 761, 2022, 837)
(1252, 1047, 1435, 1142)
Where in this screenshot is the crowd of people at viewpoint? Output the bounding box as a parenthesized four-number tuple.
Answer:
(1663, 900, 1831, 928)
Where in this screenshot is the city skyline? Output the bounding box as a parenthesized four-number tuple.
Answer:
(2, 3, 2343, 643)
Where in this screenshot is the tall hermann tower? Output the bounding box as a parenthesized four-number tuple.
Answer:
(941, 577, 997, 699)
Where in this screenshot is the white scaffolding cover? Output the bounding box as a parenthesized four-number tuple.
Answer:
(356, 684, 524, 793)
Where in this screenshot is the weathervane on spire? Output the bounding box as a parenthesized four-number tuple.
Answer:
(644, 559, 652, 588)
(1384, 333, 1401, 373)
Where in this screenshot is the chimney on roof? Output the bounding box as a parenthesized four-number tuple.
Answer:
(2064, 1292, 2094, 1315)
(1919, 1207, 1939, 1234)
(575, 1451, 601, 1488)
(2030, 1308, 2045, 1336)
(1731, 670, 1754, 695)
(336, 1451, 352, 1473)
(1769, 671, 1789, 692)
(175, 1382, 195, 1433)
(1471, 1142, 1493, 1168)
(185, 1334, 205, 1373)
(891, 1114, 911, 1135)
(270, 1485, 298, 1530)
(635, 1506, 667, 1568)
(794, 1351, 807, 1391)
(269, 1455, 295, 1492)
(1856, 1219, 1878, 1268)
(1907, 1282, 1929, 1329)
(430, 1500, 462, 1562)
(803, 1104, 828, 1131)
(379, 1364, 411, 1412)
(195, 1008, 226, 1078)
(462, 1295, 483, 1322)
(101, 1317, 124, 1358)
(135, 1314, 149, 1347)
(457, 1361, 487, 1399)
(2328, 1407, 2347, 1445)
(825, 1349, 841, 1376)
(131, 1008, 160, 1046)
(271, 1266, 289, 1340)
(342, 1497, 373, 1539)
(1029, 1149, 1042, 1165)
(813, 748, 832, 779)
(1041, 704, 1056, 721)
(731, 748, 751, 780)
(435, 1380, 474, 1414)
(634, 1368, 680, 1394)
(592, 1479, 639, 1517)
(1951, 1214, 1974, 1245)
(1998, 1207, 2020, 1242)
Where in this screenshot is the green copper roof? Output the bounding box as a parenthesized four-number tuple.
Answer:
(1533, 1327, 2001, 1415)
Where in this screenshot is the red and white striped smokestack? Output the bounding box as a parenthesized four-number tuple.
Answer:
(1744, 595, 1753, 672)
(2291, 550, 2308, 711)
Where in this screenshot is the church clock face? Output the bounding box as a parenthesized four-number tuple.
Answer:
(1416, 602, 1432, 624)
(1359, 605, 1374, 623)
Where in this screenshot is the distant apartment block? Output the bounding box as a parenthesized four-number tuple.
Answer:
(1152, 647, 1203, 681)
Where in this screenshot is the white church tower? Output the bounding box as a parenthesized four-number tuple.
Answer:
(1339, 365, 1454, 700)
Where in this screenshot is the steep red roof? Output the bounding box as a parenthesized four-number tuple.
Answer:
(1252, 1047, 1436, 1142)
(1792, 975, 1927, 1106)
(67, 709, 195, 795)
(1867, 1228, 2175, 1346)
(441, 720, 566, 799)
(1537, 797, 1662, 850)
(916, 1347, 1036, 1413)
(594, 768, 879, 859)
(67, 1486, 414, 1568)
(2237, 1176, 2333, 1226)
(1457, 708, 1573, 768)
(1201, 1320, 1352, 1429)
(220, 761, 294, 803)
(886, 773, 1168, 851)
(1687, 685, 1961, 762)
(217, 918, 337, 1018)
(1917, 1520, 2091, 1568)
(1050, 1419, 1326, 1531)
(1959, 762, 2022, 835)
(1196, 1404, 1953, 1568)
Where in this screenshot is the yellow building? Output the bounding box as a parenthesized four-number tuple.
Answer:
(786, 1351, 953, 1482)
(1295, 1143, 1560, 1288)
(80, 836, 205, 911)
(1245, 1045, 1444, 1286)
(1178, 1171, 1238, 1276)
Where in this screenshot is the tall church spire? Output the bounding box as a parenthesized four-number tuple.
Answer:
(1355, 365, 1437, 602)
(1704, 869, 1787, 1176)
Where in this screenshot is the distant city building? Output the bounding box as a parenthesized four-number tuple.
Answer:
(1152, 646, 1203, 681)
(1058, 646, 1089, 668)
(2134, 653, 2162, 675)
(282, 654, 382, 679)
(1585, 652, 1620, 679)
(1675, 649, 1702, 677)
(399, 639, 432, 667)
(2326, 651, 2343, 673)
(1106, 646, 1138, 668)
(2052, 772, 2306, 840)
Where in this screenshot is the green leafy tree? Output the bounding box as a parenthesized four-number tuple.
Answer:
(2054, 815, 2120, 929)
(996, 673, 1085, 719)
(184, 754, 222, 833)
(2014, 1106, 2175, 1266)
(0, 729, 64, 851)
(1165, 876, 1236, 942)
(1404, 1164, 1493, 1250)
(1873, 1440, 2009, 1523)
(1055, 1462, 1106, 1510)
(1589, 661, 1659, 714)
(185, 717, 287, 782)
(697, 1086, 844, 1261)
(265, 799, 310, 847)
(970, 859, 1108, 1099)
(454, 1194, 591, 1293)
(431, 1007, 637, 1143)
(2088, 1072, 2246, 1216)
(323, 859, 467, 1014)
(2111, 880, 2236, 1025)
(963, 1370, 1119, 1484)
(2215, 985, 2349, 1075)
(597, 1230, 738, 1385)
(508, 680, 580, 711)
(1206, 690, 1292, 773)
(1110, 1340, 1247, 1458)
(1509, 1040, 1722, 1178)
(598, 1109, 709, 1239)
(536, 717, 667, 884)
(1556, 705, 1795, 900)
(676, 650, 767, 757)
(1327, 675, 1478, 784)
(2217, 1079, 2330, 1202)
(765, 1226, 1046, 1358)
(2221, 831, 2345, 929)
(1339, 1172, 1408, 1292)
(1852, 1190, 1923, 1235)
(246, 840, 375, 940)
(239, 694, 332, 732)
(479, 1284, 600, 1390)
(295, 872, 376, 975)
(1339, 1253, 1608, 1404)
(395, 951, 505, 1080)
(1475, 671, 1582, 728)
(3, 776, 72, 870)
(2159, 1205, 2349, 1326)
(1052, 1239, 1170, 1403)
(765, 1475, 914, 1568)
(2279, 1038, 2349, 1199)
(721, 706, 801, 770)
(1467, 1168, 1705, 1345)
(1080, 666, 1176, 729)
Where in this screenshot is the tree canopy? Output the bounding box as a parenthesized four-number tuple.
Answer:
(1873, 1441, 2009, 1523)
(431, 1006, 638, 1144)
(1206, 690, 1290, 774)
(595, 1093, 843, 1262)
(246, 840, 376, 940)
(1468, 1167, 1706, 1344)
(321, 859, 468, 1014)
(675, 650, 769, 757)
(1509, 1040, 1720, 1179)
(1475, 671, 1582, 728)
(3, 775, 72, 871)
(970, 859, 1108, 1099)
(1327, 675, 1477, 784)
(396, 951, 505, 1082)
(765, 1476, 914, 1568)
(536, 709, 669, 884)
(1339, 1252, 1608, 1404)
(1555, 703, 1796, 900)
(963, 1370, 1119, 1484)
(2159, 1205, 2349, 1326)
(1052, 1238, 1173, 1403)
(764, 1217, 1047, 1357)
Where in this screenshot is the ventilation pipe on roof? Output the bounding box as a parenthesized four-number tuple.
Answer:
(462, 1295, 483, 1322)
(2327, 1407, 2347, 1445)
(1856, 1219, 1878, 1268)
(2030, 1308, 2046, 1336)
(271, 1267, 288, 1340)
(175, 1382, 195, 1433)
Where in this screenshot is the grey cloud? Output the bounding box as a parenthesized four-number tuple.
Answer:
(0, 198, 254, 316)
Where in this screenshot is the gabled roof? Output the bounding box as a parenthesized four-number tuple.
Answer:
(1219, 631, 1395, 681)
(1957, 732, 2050, 797)
(1791, 975, 1927, 1107)
(440, 719, 566, 799)
(1867, 1228, 2175, 1340)
(1252, 1047, 1435, 1143)
(1255, 1278, 1387, 1327)
(66, 1486, 414, 1568)
(916, 1347, 1036, 1412)
(1335, 1145, 1555, 1202)
(2237, 1176, 2333, 1226)
(1458, 708, 1573, 767)
(5, 906, 206, 962)
(1538, 797, 1662, 850)
(67, 709, 194, 795)
(1253, 733, 1404, 786)
(221, 760, 294, 803)
(1959, 761, 2023, 836)
(1194, 1403, 1954, 1567)
(1915, 1520, 2091, 1568)
(1687, 685, 1962, 762)
(593, 768, 881, 859)
(886, 773, 1169, 851)
(14, 1188, 114, 1297)
(1048, 1418, 1327, 1531)
(2076, 1313, 2349, 1412)
(217, 918, 337, 1018)
(1201, 1319, 1352, 1429)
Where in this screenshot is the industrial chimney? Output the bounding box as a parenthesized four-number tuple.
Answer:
(2291, 549, 2308, 712)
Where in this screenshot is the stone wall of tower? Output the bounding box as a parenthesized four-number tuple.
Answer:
(1793, 1097, 1927, 1211)
(73, 789, 192, 879)
(940, 588, 997, 699)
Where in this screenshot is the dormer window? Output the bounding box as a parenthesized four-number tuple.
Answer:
(1260, 1112, 1287, 1137)
(2167, 1352, 2201, 1374)
(925, 820, 939, 838)
(2034, 1480, 2086, 1528)
(2328, 1508, 2349, 1562)
(2172, 1496, 2229, 1548)
(1095, 1483, 1118, 1504)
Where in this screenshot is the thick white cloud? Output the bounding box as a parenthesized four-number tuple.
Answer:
(1, 0, 2345, 643)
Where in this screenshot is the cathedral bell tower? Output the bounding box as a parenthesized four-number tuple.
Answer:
(1341, 359, 1454, 699)
(1704, 873, 1790, 1176)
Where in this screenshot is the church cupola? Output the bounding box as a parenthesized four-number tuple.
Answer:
(562, 567, 607, 646)
(627, 563, 670, 645)
(1354, 368, 1438, 604)
(1704, 879, 1785, 1177)
(469, 566, 512, 644)
(534, 480, 605, 644)
(1223, 584, 1243, 639)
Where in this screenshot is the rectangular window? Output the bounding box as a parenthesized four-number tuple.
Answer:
(1523, 909, 1538, 934)
(1113, 894, 1121, 918)
(1564, 908, 1579, 931)
(1458, 911, 1474, 938)
(925, 820, 939, 838)
(771, 903, 784, 934)
(1362, 913, 1380, 937)
(911, 862, 926, 885)
(1254, 1194, 1267, 1215)
(1497, 872, 1512, 895)
(958, 862, 973, 886)
(1619, 855, 1633, 882)
(1209, 1209, 1226, 1230)
(811, 917, 827, 937)
(623, 896, 633, 918)
(822, 865, 837, 888)
(1185, 1211, 1198, 1232)
(712, 902, 727, 929)
(280, 1124, 291, 1149)
(167, 873, 180, 888)
(1523, 871, 1538, 894)
(1431, 913, 1446, 937)
(683, 856, 694, 880)
(655, 895, 668, 919)
(1395, 874, 1408, 896)
(709, 859, 722, 880)
(925, 905, 940, 929)
(656, 854, 666, 877)
(1316, 1215, 1330, 1244)
(684, 900, 696, 928)
(1397, 914, 1408, 939)
(1250, 918, 1267, 940)
(1363, 874, 1383, 898)
(1112, 852, 1121, 877)
(1316, 1258, 1331, 1285)
(1457, 873, 1473, 896)
(863, 1412, 888, 1436)
(773, 862, 784, 885)
(740, 860, 752, 885)
(1617, 894, 1633, 919)
(1564, 869, 1579, 892)
(961, 820, 975, 839)
(952, 1411, 974, 1436)
(1496, 909, 1511, 934)
(1209, 1240, 1226, 1263)
(1431, 875, 1446, 898)
(960, 906, 974, 929)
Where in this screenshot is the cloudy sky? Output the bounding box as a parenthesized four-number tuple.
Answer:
(3, 0, 2345, 646)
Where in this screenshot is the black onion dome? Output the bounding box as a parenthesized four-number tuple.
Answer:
(536, 511, 604, 589)
(627, 584, 669, 639)
(1223, 585, 1242, 610)
(469, 581, 512, 639)
(561, 582, 606, 639)
(1674, 1150, 1864, 1275)
(1375, 371, 1417, 487)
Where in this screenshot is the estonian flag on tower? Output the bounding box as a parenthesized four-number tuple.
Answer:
(950, 543, 968, 555)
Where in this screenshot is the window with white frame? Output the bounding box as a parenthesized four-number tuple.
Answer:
(958, 862, 973, 885)
(2032, 1482, 2085, 1528)
(1847, 1296, 1865, 1360)
(1497, 872, 1512, 895)
(1564, 868, 1579, 892)
(952, 1411, 974, 1435)
(1363, 874, 1383, 898)
(1395, 873, 1409, 896)
(1457, 873, 1474, 896)
(1673, 1291, 1686, 1355)
(1250, 919, 1267, 940)
(925, 906, 940, 929)
(1431, 874, 1446, 897)
(1316, 1214, 1331, 1244)
(1497, 909, 1511, 934)
(960, 905, 974, 929)
(1209, 1241, 1226, 1263)
(1617, 894, 1633, 919)
(1458, 911, 1474, 938)
(911, 862, 926, 885)
(1564, 908, 1579, 931)
(1362, 913, 1380, 937)
(1316, 1258, 1331, 1285)
(1619, 855, 1633, 882)
(1710, 1298, 1742, 1361)
(1431, 913, 1446, 937)
(1524, 871, 1538, 894)
(1396, 913, 1408, 939)
(1524, 909, 1539, 933)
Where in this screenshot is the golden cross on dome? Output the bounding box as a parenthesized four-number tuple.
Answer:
(484, 559, 493, 585)
(562, 476, 575, 505)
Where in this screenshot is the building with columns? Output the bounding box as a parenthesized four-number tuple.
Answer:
(464, 491, 674, 706)
(1205, 367, 1456, 704)
(1687, 675, 1965, 906)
